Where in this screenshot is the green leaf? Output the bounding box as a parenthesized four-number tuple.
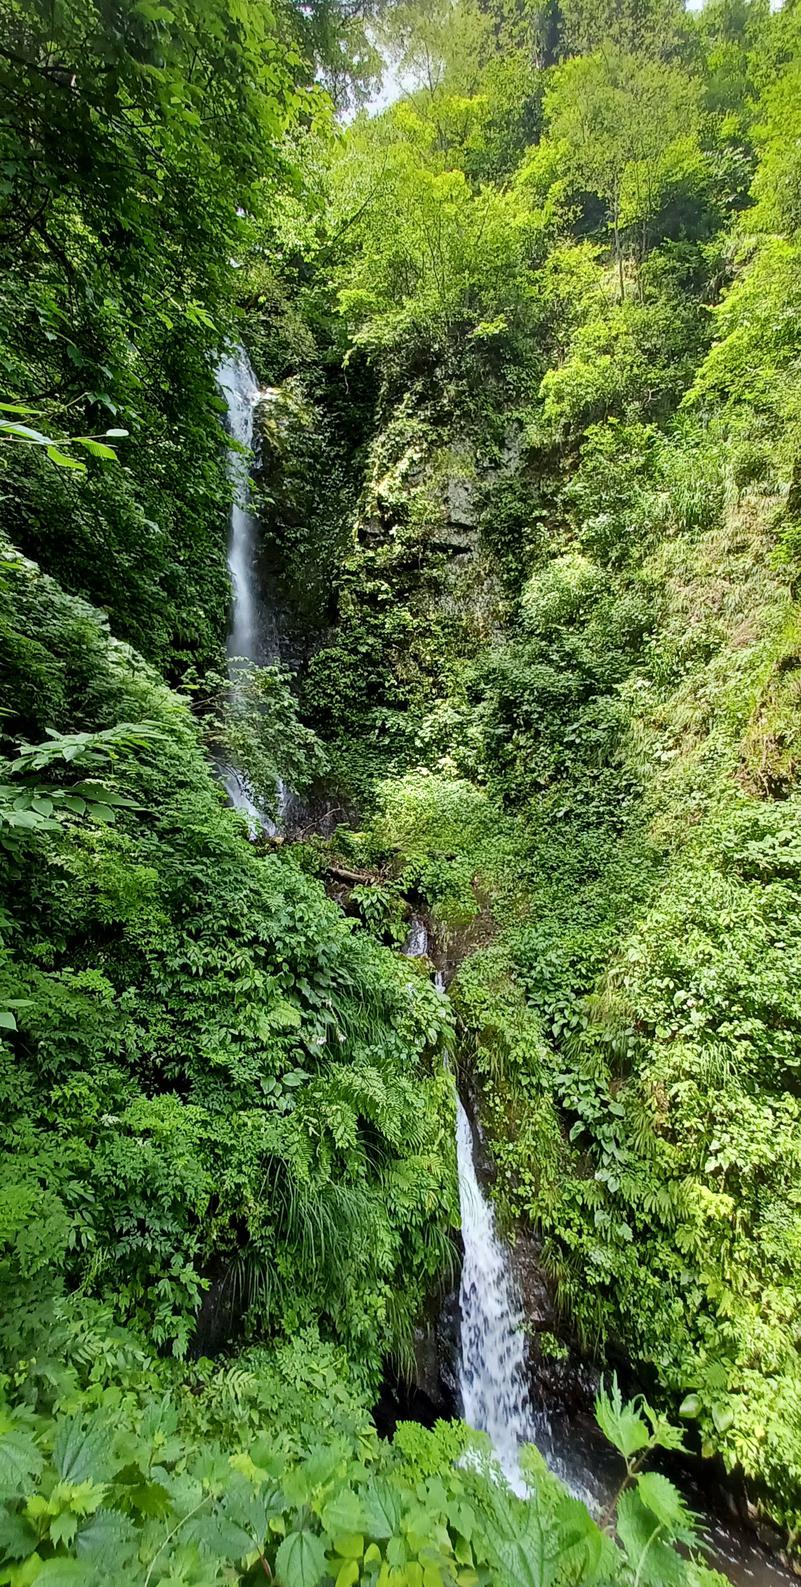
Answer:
(275, 1529, 327, 1587)
(49, 1512, 78, 1548)
(495, 1524, 552, 1587)
(321, 1490, 366, 1538)
(31, 1562, 93, 1586)
(0, 421, 51, 443)
(616, 1489, 686, 1587)
(75, 1508, 136, 1566)
(0, 1429, 44, 1495)
(74, 439, 118, 460)
(45, 446, 86, 471)
(595, 1376, 650, 1460)
(711, 1403, 734, 1434)
(362, 1480, 402, 1540)
(184, 1509, 255, 1559)
(0, 1508, 38, 1559)
(636, 1472, 689, 1531)
(0, 1011, 17, 1031)
(331, 1534, 363, 1561)
(299, 1446, 343, 1492)
(53, 1416, 115, 1485)
(678, 1394, 700, 1419)
(86, 804, 116, 824)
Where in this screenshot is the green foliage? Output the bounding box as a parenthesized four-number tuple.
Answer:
(201, 663, 328, 817)
(5, 0, 801, 1566)
(0, 1349, 720, 1587)
(0, 0, 314, 672)
(0, 538, 457, 1377)
(275, 0, 801, 1551)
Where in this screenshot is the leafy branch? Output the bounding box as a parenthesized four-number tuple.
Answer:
(0, 400, 128, 472)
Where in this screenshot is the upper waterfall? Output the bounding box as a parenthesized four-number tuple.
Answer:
(217, 346, 277, 669)
(216, 347, 282, 831)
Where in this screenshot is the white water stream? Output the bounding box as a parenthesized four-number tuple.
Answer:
(216, 348, 283, 832)
(418, 938, 538, 1491)
(427, 934, 793, 1585)
(456, 1095, 536, 1494)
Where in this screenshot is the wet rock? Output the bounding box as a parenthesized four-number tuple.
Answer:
(375, 1295, 459, 1435)
(412, 1324, 446, 1409)
(530, 1345, 600, 1419)
(447, 473, 477, 530)
(190, 1260, 244, 1357)
(437, 1287, 461, 1408)
(515, 1240, 555, 1331)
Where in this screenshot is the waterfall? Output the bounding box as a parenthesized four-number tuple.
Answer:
(456, 1097, 536, 1494)
(217, 347, 274, 666)
(403, 917, 430, 958)
(412, 931, 535, 1492)
(216, 347, 282, 832)
(432, 945, 792, 1584)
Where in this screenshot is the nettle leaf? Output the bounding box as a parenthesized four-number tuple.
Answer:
(320, 1489, 366, 1538)
(53, 1416, 115, 1486)
(553, 1494, 605, 1560)
(184, 1508, 254, 1560)
(495, 1523, 555, 1587)
(30, 1560, 94, 1585)
(361, 1480, 402, 1540)
(275, 1528, 327, 1587)
(595, 1377, 649, 1460)
(0, 1507, 38, 1558)
(636, 1472, 690, 1533)
(0, 1429, 44, 1496)
(75, 1508, 137, 1566)
(616, 1490, 685, 1587)
(49, 1512, 78, 1548)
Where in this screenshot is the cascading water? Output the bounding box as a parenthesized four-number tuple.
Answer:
(403, 916, 430, 958)
(216, 348, 282, 832)
(455, 1096, 537, 1495)
(218, 347, 273, 666)
(428, 944, 538, 1491)
(414, 958, 792, 1580)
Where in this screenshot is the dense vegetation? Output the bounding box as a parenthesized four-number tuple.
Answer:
(244, 0, 801, 1550)
(1, 0, 800, 1577)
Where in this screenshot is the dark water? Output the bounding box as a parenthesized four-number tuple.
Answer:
(538, 1409, 796, 1587)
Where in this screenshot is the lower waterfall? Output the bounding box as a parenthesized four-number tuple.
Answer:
(455, 1095, 537, 1495)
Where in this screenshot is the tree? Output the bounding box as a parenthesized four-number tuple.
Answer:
(544, 49, 703, 295)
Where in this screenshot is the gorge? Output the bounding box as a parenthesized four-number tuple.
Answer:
(2, 0, 801, 1581)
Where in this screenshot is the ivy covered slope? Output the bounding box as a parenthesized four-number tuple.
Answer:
(0, 538, 456, 1372)
(260, 0, 801, 1544)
